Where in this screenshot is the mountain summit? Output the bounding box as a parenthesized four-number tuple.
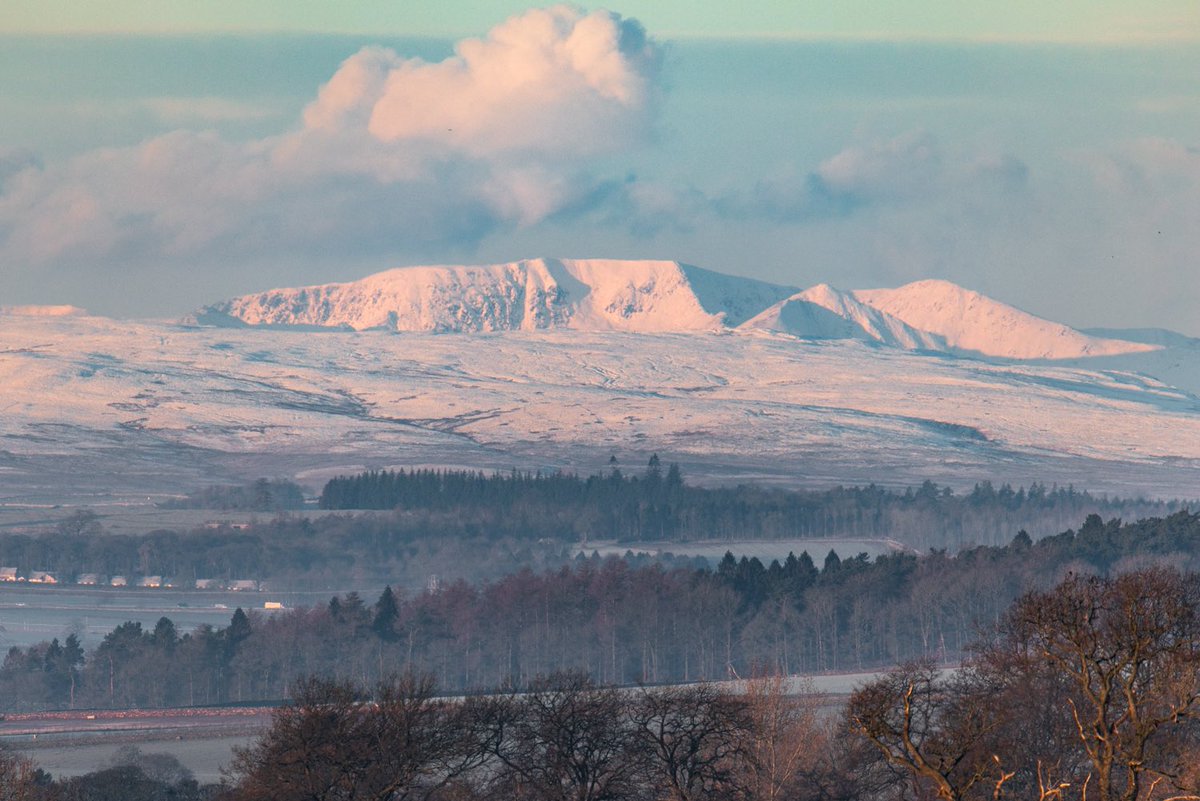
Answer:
(195, 260, 1156, 361)
(851, 279, 1157, 360)
(195, 258, 795, 333)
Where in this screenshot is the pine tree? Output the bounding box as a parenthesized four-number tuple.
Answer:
(373, 586, 400, 642)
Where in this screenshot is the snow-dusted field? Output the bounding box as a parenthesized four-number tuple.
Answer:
(1, 307, 1198, 505)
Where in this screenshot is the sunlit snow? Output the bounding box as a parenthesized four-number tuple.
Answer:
(1, 267, 1197, 504)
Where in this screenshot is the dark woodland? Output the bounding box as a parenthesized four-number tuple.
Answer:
(7, 568, 1200, 801)
(0, 464, 1186, 589)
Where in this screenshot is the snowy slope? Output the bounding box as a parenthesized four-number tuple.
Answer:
(852, 280, 1158, 360)
(197, 258, 796, 333)
(739, 284, 946, 350)
(0, 311, 1198, 506)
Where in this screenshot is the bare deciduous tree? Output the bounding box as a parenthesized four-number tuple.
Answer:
(998, 569, 1200, 801)
(228, 674, 486, 801)
(740, 675, 830, 801)
(488, 671, 645, 801)
(631, 683, 753, 801)
(848, 660, 1007, 801)
(0, 747, 45, 801)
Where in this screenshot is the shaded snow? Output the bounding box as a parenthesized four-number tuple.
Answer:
(739, 284, 946, 350)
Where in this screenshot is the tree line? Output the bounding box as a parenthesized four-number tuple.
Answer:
(318, 459, 1184, 549)
(7, 566, 1200, 800)
(0, 467, 1184, 589)
(160, 479, 306, 512)
(4, 511, 1200, 712)
(221, 566, 1200, 801)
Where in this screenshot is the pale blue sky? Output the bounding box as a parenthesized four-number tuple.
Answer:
(4, 0, 1198, 41)
(1, 4, 1198, 333)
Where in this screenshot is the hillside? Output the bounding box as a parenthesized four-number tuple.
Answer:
(0, 311, 1197, 506)
(852, 279, 1158, 360)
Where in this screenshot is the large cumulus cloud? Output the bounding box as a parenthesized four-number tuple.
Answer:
(305, 6, 657, 158)
(0, 5, 659, 306)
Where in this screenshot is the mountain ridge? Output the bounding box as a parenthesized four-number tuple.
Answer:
(196, 258, 797, 334)
(194, 258, 1157, 362)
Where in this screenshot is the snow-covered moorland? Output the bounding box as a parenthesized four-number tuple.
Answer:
(1, 259, 1197, 505)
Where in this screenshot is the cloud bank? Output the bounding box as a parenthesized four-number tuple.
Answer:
(0, 6, 659, 296)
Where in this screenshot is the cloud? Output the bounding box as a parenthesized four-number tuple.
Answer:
(0, 5, 661, 295)
(813, 131, 944, 202)
(0, 148, 40, 190)
(722, 133, 1029, 223)
(1065, 138, 1200, 319)
(303, 5, 659, 159)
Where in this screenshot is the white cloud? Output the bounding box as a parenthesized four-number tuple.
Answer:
(0, 6, 661, 290)
(302, 5, 657, 159)
(814, 131, 943, 201)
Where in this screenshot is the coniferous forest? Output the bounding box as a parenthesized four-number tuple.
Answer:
(317, 461, 1182, 549)
(0, 463, 1184, 591)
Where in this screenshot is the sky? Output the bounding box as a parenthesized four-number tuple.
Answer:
(1, 2, 1198, 333)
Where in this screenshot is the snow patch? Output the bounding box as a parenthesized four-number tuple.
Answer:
(2, 305, 87, 317)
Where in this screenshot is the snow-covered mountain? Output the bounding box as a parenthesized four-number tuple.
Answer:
(851, 280, 1157, 360)
(196, 258, 796, 333)
(0, 258, 1191, 507)
(738, 284, 946, 351)
(197, 260, 1156, 362)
